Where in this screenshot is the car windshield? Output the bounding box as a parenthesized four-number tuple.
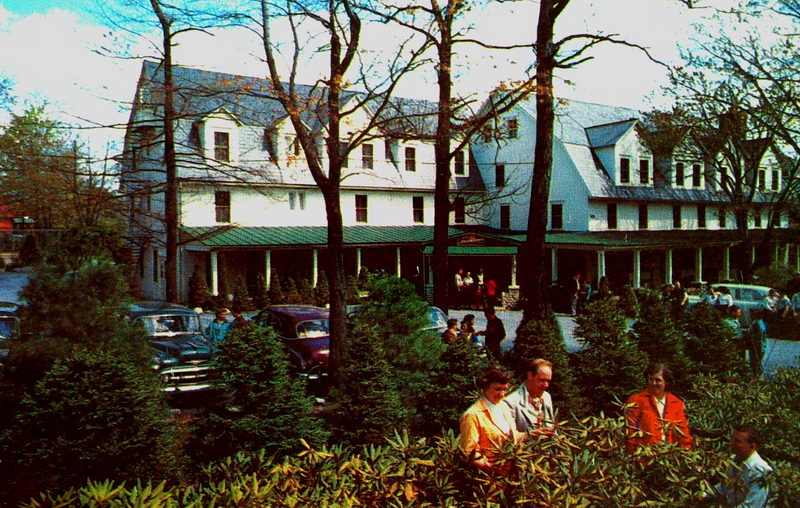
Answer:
(139, 314, 202, 336)
(426, 307, 448, 329)
(296, 319, 329, 339)
(0, 317, 18, 339)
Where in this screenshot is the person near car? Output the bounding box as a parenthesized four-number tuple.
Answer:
(477, 307, 505, 359)
(206, 307, 232, 345)
(459, 366, 523, 474)
(670, 281, 689, 314)
(230, 307, 249, 330)
(700, 285, 718, 306)
(699, 425, 773, 507)
(747, 309, 768, 377)
(774, 291, 791, 318)
(625, 363, 693, 452)
(460, 314, 478, 344)
(442, 318, 460, 344)
(759, 289, 778, 314)
(724, 305, 744, 339)
(791, 290, 800, 315)
(716, 286, 733, 307)
(504, 358, 555, 433)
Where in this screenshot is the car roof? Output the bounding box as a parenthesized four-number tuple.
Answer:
(128, 301, 198, 318)
(712, 283, 773, 291)
(264, 305, 329, 321)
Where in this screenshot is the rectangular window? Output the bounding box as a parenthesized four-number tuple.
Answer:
(152, 249, 159, 283)
(507, 118, 518, 139)
(672, 205, 682, 229)
(638, 203, 649, 230)
(340, 141, 349, 168)
(289, 191, 306, 211)
(405, 147, 416, 171)
(362, 143, 374, 169)
(718, 166, 727, 190)
(495, 164, 505, 188)
(639, 159, 650, 184)
(454, 151, 465, 176)
(719, 208, 727, 228)
(692, 164, 702, 187)
(214, 131, 230, 162)
(215, 191, 230, 223)
(500, 204, 511, 229)
(551, 203, 563, 230)
(675, 163, 684, 186)
(607, 203, 618, 230)
(697, 204, 706, 229)
(771, 169, 780, 191)
(758, 169, 766, 191)
(453, 197, 465, 224)
(620, 157, 630, 183)
(754, 209, 762, 228)
(138, 248, 145, 278)
(412, 196, 424, 223)
(355, 194, 368, 223)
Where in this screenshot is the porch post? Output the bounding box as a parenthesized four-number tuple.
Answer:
(751, 245, 756, 266)
(597, 250, 606, 283)
(773, 243, 780, 265)
(665, 249, 673, 284)
(784, 243, 790, 265)
(356, 247, 362, 276)
(632, 249, 641, 288)
(264, 249, 272, 289)
(510, 254, 518, 287)
(550, 248, 558, 283)
(722, 245, 731, 281)
(695, 247, 703, 282)
(312, 249, 319, 287)
(210, 251, 219, 296)
(396, 247, 402, 278)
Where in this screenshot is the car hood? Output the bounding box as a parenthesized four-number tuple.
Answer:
(149, 333, 216, 361)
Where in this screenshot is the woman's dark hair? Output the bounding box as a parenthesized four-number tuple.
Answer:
(447, 318, 459, 329)
(477, 365, 511, 389)
(462, 314, 475, 324)
(645, 362, 674, 385)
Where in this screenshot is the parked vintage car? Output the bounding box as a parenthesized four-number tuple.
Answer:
(0, 302, 20, 360)
(128, 301, 218, 393)
(687, 283, 774, 324)
(252, 305, 331, 380)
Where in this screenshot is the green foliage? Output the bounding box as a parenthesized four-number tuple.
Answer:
(267, 271, 284, 305)
(571, 296, 648, 415)
(191, 326, 328, 462)
(345, 274, 360, 304)
(232, 275, 255, 311)
(326, 321, 410, 444)
(0, 347, 185, 505)
(511, 314, 585, 418)
(252, 272, 269, 309)
(417, 338, 488, 436)
(188, 266, 213, 310)
(683, 303, 747, 379)
(17, 233, 41, 266)
(752, 261, 798, 290)
(297, 278, 315, 304)
(283, 277, 301, 304)
(618, 284, 641, 318)
(632, 292, 694, 393)
(328, 275, 445, 441)
(314, 273, 329, 307)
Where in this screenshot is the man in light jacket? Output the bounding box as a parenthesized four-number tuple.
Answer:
(504, 358, 555, 433)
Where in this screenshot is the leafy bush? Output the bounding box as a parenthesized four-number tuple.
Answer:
(252, 272, 269, 309)
(752, 261, 798, 291)
(188, 266, 213, 310)
(683, 303, 747, 379)
(267, 271, 284, 304)
(571, 296, 648, 415)
(190, 325, 328, 462)
(232, 275, 255, 311)
(0, 347, 185, 505)
(314, 273, 329, 307)
(283, 277, 301, 304)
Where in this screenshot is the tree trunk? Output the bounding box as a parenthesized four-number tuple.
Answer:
(432, 28, 454, 313)
(150, 0, 178, 303)
(522, 0, 557, 321)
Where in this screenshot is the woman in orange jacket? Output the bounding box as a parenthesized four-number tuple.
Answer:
(625, 363, 693, 452)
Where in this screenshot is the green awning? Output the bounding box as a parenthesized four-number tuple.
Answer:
(422, 246, 518, 256)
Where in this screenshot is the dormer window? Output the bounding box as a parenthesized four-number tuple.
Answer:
(620, 157, 630, 184)
(758, 169, 766, 191)
(692, 163, 702, 187)
(214, 132, 230, 162)
(675, 163, 685, 187)
(507, 118, 518, 139)
(454, 151, 465, 176)
(639, 159, 650, 184)
(405, 147, 416, 172)
(362, 144, 374, 169)
(771, 169, 780, 191)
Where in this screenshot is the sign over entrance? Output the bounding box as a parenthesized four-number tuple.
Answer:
(457, 232, 486, 246)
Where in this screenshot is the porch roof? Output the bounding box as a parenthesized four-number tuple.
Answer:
(181, 225, 463, 248)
